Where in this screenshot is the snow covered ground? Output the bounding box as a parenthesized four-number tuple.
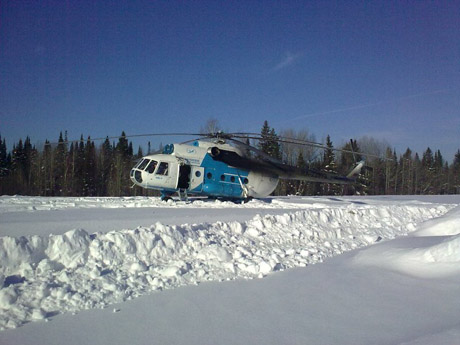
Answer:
(0, 195, 459, 344)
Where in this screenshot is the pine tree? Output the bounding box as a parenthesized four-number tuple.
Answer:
(73, 135, 86, 195)
(258, 121, 283, 195)
(11, 139, 29, 193)
(322, 135, 336, 172)
(53, 132, 67, 195)
(111, 132, 133, 196)
(268, 128, 281, 160)
(258, 121, 281, 160)
(0, 136, 9, 178)
(321, 135, 339, 195)
(137, 146, 143, 158)
(61, 131, 71, 195)
(259, 121, 272, 155)
(369, 156, 385, 195)
(23, 137, 33, 186)
(297, 151, 306, 170)
(41, 140, 53, 195)
(116, 131, 129, 155)
(98, 137, 113, 196)
(433, 149, 446, 194)
(28, 143, 40, 195)
(421, 147, 435, 194)
(67, 142, 75, 195)
(83, 138, 97, 196)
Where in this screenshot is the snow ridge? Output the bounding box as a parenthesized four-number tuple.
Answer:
(0, 203, 449, 330)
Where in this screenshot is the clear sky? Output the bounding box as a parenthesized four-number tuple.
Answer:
(1, 0, 459, 161)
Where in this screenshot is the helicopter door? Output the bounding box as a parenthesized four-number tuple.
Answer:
(189, 166, 204, 192)
(177, 164, 191, 189)
(151, 161, 178, 190)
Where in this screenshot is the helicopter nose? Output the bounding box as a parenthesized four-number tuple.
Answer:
(130, 169, 143, 184)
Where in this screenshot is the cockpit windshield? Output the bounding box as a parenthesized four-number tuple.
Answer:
(134, 159, 143, 169)
(137, 159, 149, 171)
(134, 159, 164, 175)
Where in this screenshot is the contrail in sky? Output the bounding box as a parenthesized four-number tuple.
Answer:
(289, 89, 449, 122)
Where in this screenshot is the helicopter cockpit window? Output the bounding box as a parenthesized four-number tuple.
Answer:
(156, 162, 169, 175)
(137, 159, 149, 171)
(134, 159, 144, 169)
(145, 160, 158, 174)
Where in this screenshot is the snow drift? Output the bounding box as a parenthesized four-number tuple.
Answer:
(353, 204, 460, 278)
(0, 198, 451, 331)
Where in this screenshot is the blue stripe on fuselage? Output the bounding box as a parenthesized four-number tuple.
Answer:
(198, 153, 249, 198)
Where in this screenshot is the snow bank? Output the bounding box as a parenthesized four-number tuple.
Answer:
(0, 201, 448, 330)
(352, 205, 460, 278)
(412, 204, 460, 236)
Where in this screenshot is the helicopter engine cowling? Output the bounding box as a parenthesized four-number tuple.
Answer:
(208, 146, 221, 158)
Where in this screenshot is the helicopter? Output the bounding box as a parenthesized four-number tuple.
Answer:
(129, 132, 367, 202)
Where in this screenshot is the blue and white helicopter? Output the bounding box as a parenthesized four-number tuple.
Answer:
(130, 132, 366, 202)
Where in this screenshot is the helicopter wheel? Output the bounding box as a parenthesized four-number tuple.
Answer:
(242, 197, 253, 204)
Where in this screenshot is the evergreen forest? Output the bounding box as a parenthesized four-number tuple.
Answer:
(1, 122, 459, 197)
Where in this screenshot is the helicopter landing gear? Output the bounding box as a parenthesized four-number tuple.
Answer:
(177, 189, 189, 202)
(160, 192, 174, 202)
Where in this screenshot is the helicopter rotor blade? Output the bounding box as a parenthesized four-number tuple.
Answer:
(45, 131, 253, 147)
(44, 132, 205, 147)
(43, 130, 390, 162)
(231, 133, 388, 161)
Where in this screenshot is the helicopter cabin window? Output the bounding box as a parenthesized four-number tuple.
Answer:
(145, 160, 158, 174)
(156, 162, 169, 175)
(207, 172, 212, 179)
(230, 176, 235, 183)
(220, 175, 225, 181)
(243, 178, 249, 184)
(138, 159, 149, 171)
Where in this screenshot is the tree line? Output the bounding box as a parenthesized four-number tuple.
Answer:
(1, 124, 459, 197)
(0, 131, 147, 197)
(256, 120, 460, 196)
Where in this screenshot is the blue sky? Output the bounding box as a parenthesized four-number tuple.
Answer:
(1, 1, 459, 160)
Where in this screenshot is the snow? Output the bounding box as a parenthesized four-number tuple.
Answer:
(353, 204, 460, 278)
(0, 195, 459, 344)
